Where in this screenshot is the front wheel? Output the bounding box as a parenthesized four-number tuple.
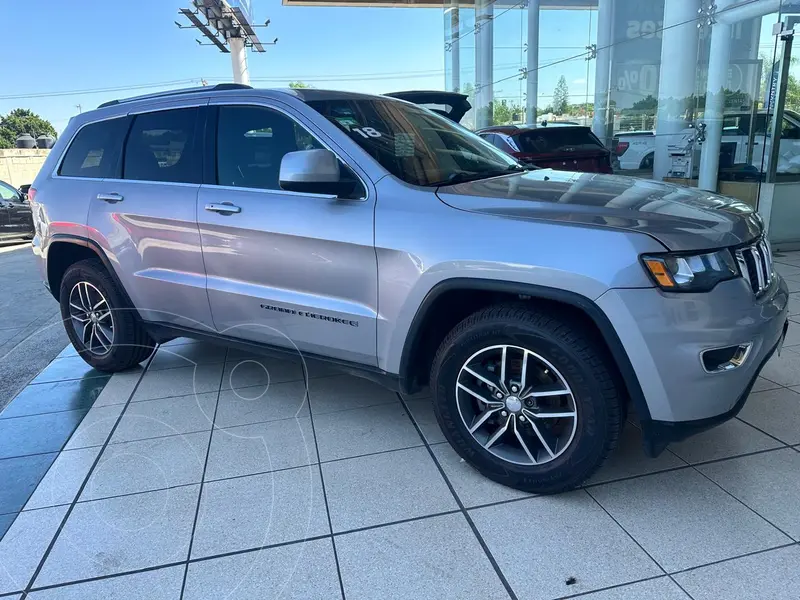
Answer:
(430, 304, 624, 494)
(59, 258, 155, 372)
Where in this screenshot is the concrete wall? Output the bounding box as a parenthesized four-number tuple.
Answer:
(0, 149, 50, 187)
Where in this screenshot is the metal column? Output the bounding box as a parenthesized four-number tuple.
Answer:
(653, 0, 700, 181)
(526, 0, 540, 124)
(475, 0, 494, 129)
(451, 7, 461, 92)
(591, 0, 613, 147)
(229, 36, 250, 86)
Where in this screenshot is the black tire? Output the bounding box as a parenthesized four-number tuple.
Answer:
(430, 303, 624, 494)
(640, 153, 654, 170)
(59, 258, 155, 372)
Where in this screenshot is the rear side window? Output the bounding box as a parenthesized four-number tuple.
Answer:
(516, 128, 604, 154)
(123, 108, 200, 184)
(59, 118, 128, 178)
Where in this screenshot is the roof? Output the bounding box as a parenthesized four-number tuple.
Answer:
(477, 123, 590, 135)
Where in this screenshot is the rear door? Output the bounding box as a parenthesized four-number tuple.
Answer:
(197, 100, 378, 365)
(87, 102, 215, 330)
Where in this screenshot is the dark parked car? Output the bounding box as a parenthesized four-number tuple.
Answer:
(0, 180, 34, 241)
(477, 124, 614, 174)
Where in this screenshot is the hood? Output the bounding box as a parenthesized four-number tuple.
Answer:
(435, 169, 762, 251)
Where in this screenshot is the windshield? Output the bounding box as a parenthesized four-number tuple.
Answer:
(306, 98, 520, 186)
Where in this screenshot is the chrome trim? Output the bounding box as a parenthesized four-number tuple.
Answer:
(700, 342, 753, 374)
(735, 237, 775, 297)
(200, 182, 337, 200)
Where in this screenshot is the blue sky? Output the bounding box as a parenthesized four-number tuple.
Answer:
(0, 0, 598, 133)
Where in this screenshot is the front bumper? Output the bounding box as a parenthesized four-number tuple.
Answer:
(596, 274, 789, 456)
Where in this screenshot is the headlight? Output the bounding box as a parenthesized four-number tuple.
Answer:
(642, 249, 739, 292)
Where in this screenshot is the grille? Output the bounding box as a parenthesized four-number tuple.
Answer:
(735, 238, 774, 296)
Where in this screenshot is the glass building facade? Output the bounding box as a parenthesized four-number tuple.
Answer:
(443, 0, 800, 246)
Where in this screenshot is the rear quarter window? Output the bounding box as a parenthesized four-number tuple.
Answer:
(58, 118, 129, 179)
(516, 128, 604, 154)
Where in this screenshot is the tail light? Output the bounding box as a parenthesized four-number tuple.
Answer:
(27, 187, 37, 203)
(615, 141, 629, 156)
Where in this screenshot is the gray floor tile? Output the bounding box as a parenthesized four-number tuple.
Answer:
(0, 409, 89, 459)
(589, 469, 791, 572)
(0, 453, 57, 515)
(25, 447, 101, 510)
(471, 492, 661, 600)
(147, 343, 227, 371)
(750, 376, 783, 393)
(788, 292, 800, 316)
(431, 442, 532, 507)
(337, 513, 510, 600)
(322, 447, 457, 533)
(313, 402, 420, 462)
(29, 356, 108, 385)
(183, 538, 342, 600)
(575, 577, 691, 600)
(0, 512, 16, 540)
(35, 485, 199, 587)
(205, 418, 317, 480)
(1, 378, 108, 419)
(132, 363, 223, 402)
(0, 505, 68, 594)
(775, 262, 800, 278)
(64, 404, 125, 450)
(27, 565, 184, 600)
(587, 424, 685, 485)
(92, 371, 144, 407)
(81, 431, 209, 501)
(221, 357, 305, 390)
(673, 545, 800, 600)
(192, 466, 329, 558)
(781, 320, 800, 348)
(309, 374, 398, 415)
(739, 387, 800, 445)
(759, 349, 800, 387)
(214, 382, 309, 428)
(404, 397, 446, 444)
(669, 418, 782, 464)
(110, 393, 217, 443)
(698, 448, 800, 540)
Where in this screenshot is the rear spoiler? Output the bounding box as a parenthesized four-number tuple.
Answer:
(385, 91, 471, 123)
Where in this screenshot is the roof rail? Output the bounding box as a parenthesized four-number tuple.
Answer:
(97, 83, 253, 109)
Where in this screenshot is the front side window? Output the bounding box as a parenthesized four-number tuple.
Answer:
(217, 105, 326, 191)
(59, 118, 128, 179)
(0, 181, 19, 200)
(123, 108, 200, 184)
(306, 98, 520, 186)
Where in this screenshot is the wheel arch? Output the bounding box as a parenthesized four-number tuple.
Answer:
(398, 278, 651, 422)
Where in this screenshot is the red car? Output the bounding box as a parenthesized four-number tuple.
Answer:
(476, 124, 614, 174)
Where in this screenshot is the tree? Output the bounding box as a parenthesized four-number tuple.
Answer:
(0, 109, 57, 149)
(288, 81, 312, 89)
(552, 76, 569, 116)
(493, 99, 524, 125)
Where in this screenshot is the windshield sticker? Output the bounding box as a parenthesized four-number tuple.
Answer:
(394, 132, 415, 157)
(333, 116, 359, 129)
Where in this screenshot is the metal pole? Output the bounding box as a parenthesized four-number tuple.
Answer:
(475, 0, 494, 128)
(229, 36, 250, 86)
(698, 0, 734, 192)
(591, 0, 613, 145)
(767, 29, 794, 183)
(526, 0, 540, 124)
(451, 7, 461, 92)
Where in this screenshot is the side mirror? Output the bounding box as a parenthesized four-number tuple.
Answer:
(279, 149, 354, 196)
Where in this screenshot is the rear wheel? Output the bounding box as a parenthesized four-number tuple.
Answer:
(430, 303, 624, 494)
(59, 258, 155, 372)
(640, 153, 654, 170)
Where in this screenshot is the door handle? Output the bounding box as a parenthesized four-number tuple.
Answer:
(97, 193, 124, 203)
(205, 203, 241, 214)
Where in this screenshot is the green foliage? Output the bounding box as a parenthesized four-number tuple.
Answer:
(288, 81, 312, 89)
(552, 76, 569, 116)
(493, 99, 524, 125)
(0, 109, 57, 149)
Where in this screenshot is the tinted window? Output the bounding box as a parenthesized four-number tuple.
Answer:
(217, 105, 336, 191)
(307, 98, 518, 186)
(123, 108, 200, 184)
(59, 118, 128, 179)
(515, 128, 604, 154)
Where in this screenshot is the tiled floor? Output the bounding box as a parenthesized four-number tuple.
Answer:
(1, 252, 800, 599)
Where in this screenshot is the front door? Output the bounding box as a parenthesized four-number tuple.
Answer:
(86, 104, 214, 330)
(0, 181, 17, 239)
(197, 101, 378, 366)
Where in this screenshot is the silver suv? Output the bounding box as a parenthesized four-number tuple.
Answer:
(30, 84, 789, 493)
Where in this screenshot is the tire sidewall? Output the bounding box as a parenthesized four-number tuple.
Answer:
(433, 320, 611, 492)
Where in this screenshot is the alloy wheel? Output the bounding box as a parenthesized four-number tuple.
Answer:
(456, 344, 578, 466)
(68, 281, 115, 356)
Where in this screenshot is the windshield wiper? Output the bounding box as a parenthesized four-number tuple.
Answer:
(429, 164, 528, 187)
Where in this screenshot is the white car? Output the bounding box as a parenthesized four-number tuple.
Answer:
(614, 110, 800, 174)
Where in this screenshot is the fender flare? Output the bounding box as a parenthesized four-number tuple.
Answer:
(398, 278, 651, 422)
